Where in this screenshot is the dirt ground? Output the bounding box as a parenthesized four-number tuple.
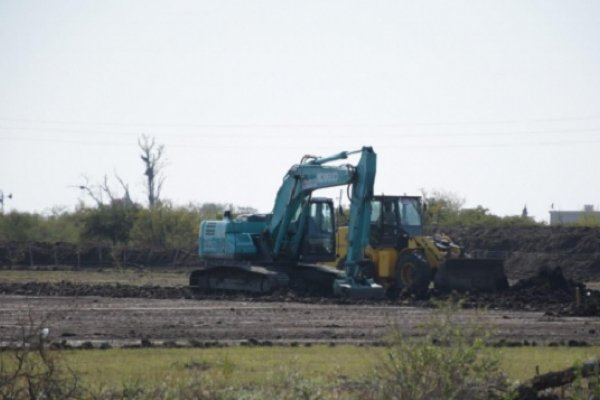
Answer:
(1, 262, 598, 316)
(0, 294, 598, 348)
(1, 226, 599, 348)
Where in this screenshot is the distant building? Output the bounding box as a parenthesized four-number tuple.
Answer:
(549, 204, 600, 225)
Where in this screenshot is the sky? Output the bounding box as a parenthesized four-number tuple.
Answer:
(1, 0, 599, 222)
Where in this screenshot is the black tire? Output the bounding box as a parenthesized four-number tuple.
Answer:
(394, 252, 431, 296)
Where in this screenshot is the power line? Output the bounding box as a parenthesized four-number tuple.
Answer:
(1, 134, 599, 149)
(0, 114, 599, 129)
(0, 124, 599, 139)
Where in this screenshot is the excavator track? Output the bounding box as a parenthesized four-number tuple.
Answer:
(190, 265, 289, 295)
(189, 262, 344, 297)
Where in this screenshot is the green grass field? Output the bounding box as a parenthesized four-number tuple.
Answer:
(2, 269, 599, 396)
(59, 345, 599, 390)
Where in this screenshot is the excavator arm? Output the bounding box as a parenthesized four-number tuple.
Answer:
(267, 152, 356, 258)
(265, 146, 383, 298)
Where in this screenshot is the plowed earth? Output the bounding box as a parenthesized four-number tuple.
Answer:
(1, 226, 599, 347)
(1, 295, 599, 348)
(0, 265, 598, 316)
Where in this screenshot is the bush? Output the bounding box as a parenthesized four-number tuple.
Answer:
(129, 203, 202, 249)
(0, 313, 83, 400)
(80, 201, 141, 245)
(0, 212, 49, 242)
(369, 301, 511, 400)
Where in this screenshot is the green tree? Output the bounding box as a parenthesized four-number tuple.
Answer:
(421, 189, 465, 226)
(80, 199, 141, 244)
(129, 202, 201, 249)
(576, 212, 600, 227)
(0, 212, 45, 242)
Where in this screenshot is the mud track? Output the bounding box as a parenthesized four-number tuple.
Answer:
(0, 295, 598, 349)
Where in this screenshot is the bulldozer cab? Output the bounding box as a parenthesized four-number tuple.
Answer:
(370, 195, 423, 248)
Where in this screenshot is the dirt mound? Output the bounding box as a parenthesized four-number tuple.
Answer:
(444, 226, 600, 253)
(510, 265, 575, 292)
(442, 226, 600, 282)
(457, 266, 600, 316)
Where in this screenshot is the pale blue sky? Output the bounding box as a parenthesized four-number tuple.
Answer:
(1, 1, 599, 221)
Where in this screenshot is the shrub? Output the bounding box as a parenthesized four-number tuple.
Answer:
(129, 203, 202, 249)
(80, 201, 141, 245)
(369, 301, 511, 400)
(0, 212, 47, 242)
(0, 313, 83, 400)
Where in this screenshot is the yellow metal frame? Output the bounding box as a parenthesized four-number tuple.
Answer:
(330, 226, 455, 288)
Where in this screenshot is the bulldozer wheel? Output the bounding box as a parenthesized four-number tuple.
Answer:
(394, 252, 431, 296)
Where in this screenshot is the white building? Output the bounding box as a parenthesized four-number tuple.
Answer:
(549, 205, 600, 225)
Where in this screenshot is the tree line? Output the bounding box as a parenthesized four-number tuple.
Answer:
(0, 136, 549, 249)
(0, 192, 543, 249)
(0, 202, 256, 249)
(421, 189, 541, 228)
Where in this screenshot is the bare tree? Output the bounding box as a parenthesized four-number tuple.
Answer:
(76, 174, 132, 206)
(75, 176, 103, 206)
(138, 134, 165, 208)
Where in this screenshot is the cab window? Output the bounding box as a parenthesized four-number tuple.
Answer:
(301, 201, 336, 261)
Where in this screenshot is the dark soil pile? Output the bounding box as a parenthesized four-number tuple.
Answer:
(456, 266, 599, 316)
(442, 226, 600, 282)
(443, 226, 600, 253)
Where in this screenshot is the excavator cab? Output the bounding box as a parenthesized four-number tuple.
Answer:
(299, 198, 337, 263)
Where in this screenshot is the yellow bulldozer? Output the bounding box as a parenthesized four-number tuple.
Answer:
(333, 195, 508, 296)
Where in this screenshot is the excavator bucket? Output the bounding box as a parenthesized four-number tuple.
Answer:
(434, 258, 508, 293)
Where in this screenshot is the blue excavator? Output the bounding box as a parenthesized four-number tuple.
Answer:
(190, 146, 385, 298)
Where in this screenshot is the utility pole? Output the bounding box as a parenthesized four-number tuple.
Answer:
(0, 190, 13, 214)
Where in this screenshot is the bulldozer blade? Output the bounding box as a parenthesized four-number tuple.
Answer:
(333, 279, 386, 299)
(434, 258, 508, 293)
